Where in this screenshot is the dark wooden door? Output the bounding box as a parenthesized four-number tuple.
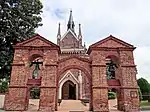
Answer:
(62, 80, 76, 99)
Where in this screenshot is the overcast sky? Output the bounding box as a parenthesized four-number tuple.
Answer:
(37, 0, 150, 82)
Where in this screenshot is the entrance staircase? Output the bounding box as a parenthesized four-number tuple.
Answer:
(56, 99, 123, 112)
(56, 100, 89, 112)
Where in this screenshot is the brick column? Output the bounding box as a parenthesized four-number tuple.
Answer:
(39, 66, 57, 112)
(119, 66, 140, 112)
(92, 66, 109, 112)
(4, 65, 28, 111)
(119, 50, 140, 111)
(116, 88, 124, 111)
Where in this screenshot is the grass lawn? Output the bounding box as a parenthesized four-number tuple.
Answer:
(140, 101, 150, 107)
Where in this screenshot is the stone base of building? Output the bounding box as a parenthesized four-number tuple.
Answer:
(38, 107, 55, 112)
(39, 87, 56, 112)
(4, 92, 27, 111)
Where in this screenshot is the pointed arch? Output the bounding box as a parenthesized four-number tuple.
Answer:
(58, 70, 79, 99)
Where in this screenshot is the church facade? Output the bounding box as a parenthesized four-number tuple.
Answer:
(57, 11, 90, 100)
(4, 11, 140, 112)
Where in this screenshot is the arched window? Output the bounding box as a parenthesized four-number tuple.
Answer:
(106, 58, 118, 79)
(29, 55, 43, 79)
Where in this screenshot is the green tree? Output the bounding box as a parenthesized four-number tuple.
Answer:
(0, 0, 43, 79)
(138, 86, 143, 101)
(149, 83, 150, 102)
(0, 78, 8, 93)
(137, 78, 150, 102)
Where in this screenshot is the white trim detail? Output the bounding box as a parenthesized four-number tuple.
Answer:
(58, 70, 79, 100)
(78, 70, 82, 99)
(61, 48, 85, 51)
(59, 71, 79, 84)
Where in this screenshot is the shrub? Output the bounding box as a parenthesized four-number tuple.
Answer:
(108, 92, 116, 99)
(0, 78, 8, 93)
(137, 78, 150, 101)
(58, 99, 62, 103)
(58, 99, 62, 106)
(30, 88, 40, 99)
(138, 87, 143, 101)
(81, 99, 89, 103)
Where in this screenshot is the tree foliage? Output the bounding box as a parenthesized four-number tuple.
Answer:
(30, 87, 40, 99)
(108, 91, 116, 100)
(138, 86, 143, 101)
(137, 78, 150, 101)
(0, 78, 8, 93)
(0, 0, 43, 79)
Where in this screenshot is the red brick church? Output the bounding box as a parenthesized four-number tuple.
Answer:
(4, 11, 140, 112)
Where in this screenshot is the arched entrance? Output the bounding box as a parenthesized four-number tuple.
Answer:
(59, 70, 79, 100)
(57, 56, 92, 111)
(57, 68, 91, 111)
(58, 66, 92, 102)
(62, 80, 76, 100)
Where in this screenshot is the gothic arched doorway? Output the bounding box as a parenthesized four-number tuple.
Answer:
(62, 80, 76, 100)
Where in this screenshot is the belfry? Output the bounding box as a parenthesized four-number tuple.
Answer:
(4, 11, 140, 112)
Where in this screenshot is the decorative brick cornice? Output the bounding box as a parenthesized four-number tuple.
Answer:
(92, 86, 108, 89)
(120, 87, 139, 89)
(108, 86, 121, 89)
(9, 86, 57, 88)
(9, 86, 27, 88)
(87, 47, 135, 54)
(12, 63, 25, 66)
(121, 65, 136, 67)
(108, 79, 121, 86)
(58, 54, 91, 63)
(40, 86, 57, 88)
(92, 86, 139, 89)
(45, 64, 58, 66)
(91, 64, 106, 67)
(14, 46, 60, 51)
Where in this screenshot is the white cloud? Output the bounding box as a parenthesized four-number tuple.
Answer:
(37, 0, 150, 82)
(134, 47, 150, 81)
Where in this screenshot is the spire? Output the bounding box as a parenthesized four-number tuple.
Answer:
(67, 10, 75, 31)
(84, 42, 86, 48)
(57, 23, 61, 45)
(84, 42, 87, 51)
(78, 24, 82, 39)
(57, 23, 61, 39)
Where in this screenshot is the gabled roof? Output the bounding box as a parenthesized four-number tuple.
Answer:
(15, 34, 59, 48)
(59, 70, 79, 84)
(90, 35, 134, 48)
(87, 35, 135, 54)
(60, 29, 78, 41)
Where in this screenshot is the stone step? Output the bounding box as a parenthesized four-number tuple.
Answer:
(57, 100, 89, 111)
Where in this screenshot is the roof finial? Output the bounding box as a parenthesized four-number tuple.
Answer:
(78, 24, 82, 39)
(57, 23, 61, 39)
(84, 42, 86, 48)
(67, 10, 75, 31)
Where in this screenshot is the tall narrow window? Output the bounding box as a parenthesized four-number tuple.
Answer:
(106, 59, 118, 79)
(29, 57, 43, 79)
